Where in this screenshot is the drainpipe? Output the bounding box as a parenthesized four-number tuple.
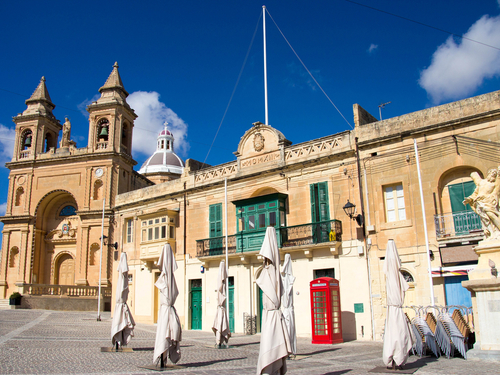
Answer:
(355, 137, 375, 340)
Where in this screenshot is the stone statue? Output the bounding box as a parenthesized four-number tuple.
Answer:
(60, 117, 71, 147)
(463, 167, 500, 241)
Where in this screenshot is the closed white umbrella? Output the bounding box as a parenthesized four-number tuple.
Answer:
(110, 252, 135, 348)
(256, 227, 291, 375)
(281, 253, 296, 356)
(382, 239, 414, 368)
(153, 244, 182, 366)
(212, 260, 231, 346)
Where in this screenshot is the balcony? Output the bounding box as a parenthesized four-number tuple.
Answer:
(196, 219, 342, 258)
(434, 211, 482, 239)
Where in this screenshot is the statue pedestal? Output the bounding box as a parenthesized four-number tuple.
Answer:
(463, 241, 500, 358)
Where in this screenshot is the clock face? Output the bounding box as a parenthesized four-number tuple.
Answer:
(95, 168, 103, 178)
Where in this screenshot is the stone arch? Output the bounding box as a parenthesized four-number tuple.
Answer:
(9, 247, 19, 268)
(93, 179, 103, 200)
(53, 252, 75, 285)
(15, 187, 24, 207)
(89, 243, 100, 266)
(21, 129, 32, 151)
(250, 187, 280, 198)
(97, 118, 109, 142)
(32, 190, 79, 285)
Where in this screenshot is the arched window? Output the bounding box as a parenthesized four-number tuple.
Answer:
(9, 247, 19, 268)
(121, 124, 128, 147)
(44, 133, 52, 152)
(22, 130, 32, 151)
(97, 119, 109, 142)
(401, 270, 414, 283)
(93, 180, 103, 200)
(59, 205, 76, 217)
(15, 187, 24, 207)
(89, 243, 100, 266)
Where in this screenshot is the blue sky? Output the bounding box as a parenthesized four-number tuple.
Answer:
(1, 0, 500, 230)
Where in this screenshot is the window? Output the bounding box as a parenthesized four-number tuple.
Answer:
(310, 182, 330, 223)
(401, 270, 414, 283)
(235, 194, 287, 233)
(59, 205, 76, 217)
(126, 219, 133, 243)
(314, 268, 335, 279)
(209, 203, 222, 238)
(384, 184, 406, 222)
(141, 216, 170, 242)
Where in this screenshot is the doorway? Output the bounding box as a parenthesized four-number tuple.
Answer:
(55, 254, 74, 285)
(190, 279, 202, 330)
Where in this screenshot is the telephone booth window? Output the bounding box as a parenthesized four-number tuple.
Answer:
(310, 277, 343, 344)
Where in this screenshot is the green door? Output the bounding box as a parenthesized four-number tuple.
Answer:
(228, 277, 234, 332)
(190, 281, 202, 330)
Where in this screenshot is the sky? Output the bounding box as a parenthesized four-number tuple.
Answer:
(1, 0, 500, 233)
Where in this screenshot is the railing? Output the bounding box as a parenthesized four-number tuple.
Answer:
(19, 150, 31, 159)
(26, 284, 111, 297)
(280, 219, 342, 247)
(96, 141, 108, 150)
(196, 219, 342, 257)
(434, 211, 482, 239)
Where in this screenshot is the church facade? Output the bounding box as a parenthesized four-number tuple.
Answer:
(0, 64, 152, 309)
(2, 64, 500, 342)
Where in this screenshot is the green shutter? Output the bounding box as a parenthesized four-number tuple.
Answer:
(310, 184, 317, 223)
(209, 203, 223, 238)
(449, 181, 475, 213)
(310, 182, 330, 222)
(318, 181, 330, 221)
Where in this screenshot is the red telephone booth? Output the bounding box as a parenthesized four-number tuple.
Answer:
(310, 277, 343, 344)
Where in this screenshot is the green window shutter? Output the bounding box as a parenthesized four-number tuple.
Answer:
(310, 182, 330, 222)
(318, 181, 330, 221)
(209, 203, 223, 238)
(449, 181, 475, 213)
(310, 184, 317, 223)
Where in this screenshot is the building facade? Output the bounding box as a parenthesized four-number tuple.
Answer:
(3, 65, 499, 341)
(112, 90, 500, 341)
(0, 64, 152, 309)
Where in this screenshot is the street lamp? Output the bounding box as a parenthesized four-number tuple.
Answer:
(343, 200, 363, 227)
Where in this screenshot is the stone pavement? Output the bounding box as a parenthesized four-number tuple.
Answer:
(0, 310, 498, 375)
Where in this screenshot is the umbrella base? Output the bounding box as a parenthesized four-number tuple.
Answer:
(287, 354, 310, 360)
(100, 347, 134, 352)
(138, 365, 184, 371)
(207, 344, 235, 349)
(369, 366, 417, 374)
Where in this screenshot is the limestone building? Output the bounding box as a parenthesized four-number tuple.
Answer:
(111, 89, 500, 341)
(0, 63, 152, 309)
(2, 64, 499, 343)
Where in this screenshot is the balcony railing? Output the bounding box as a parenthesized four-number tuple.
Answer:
(196, 219, 342, 257)
(434, 211, 482, 239)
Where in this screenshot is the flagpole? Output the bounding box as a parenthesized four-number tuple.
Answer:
(413, 139, 435, 306)
(224, 178, 229, 330)
(97, 198, 105, 321)
(263, 5, 268, 125)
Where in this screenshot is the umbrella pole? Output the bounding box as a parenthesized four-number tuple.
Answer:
(160, 354, 164, 369)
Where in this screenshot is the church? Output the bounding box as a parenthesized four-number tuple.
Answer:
(2, 63, 499, 343)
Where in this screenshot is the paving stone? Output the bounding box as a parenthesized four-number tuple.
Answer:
(0, 310, 498, 375)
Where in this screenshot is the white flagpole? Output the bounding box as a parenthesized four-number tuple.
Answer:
(413, 139, 435, 305)
(225, 178, 229, 331)
(97, 198, 105, 321)
(263, 5, 268, 125)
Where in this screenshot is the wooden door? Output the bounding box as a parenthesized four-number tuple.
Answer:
(57, 254, 74, 285)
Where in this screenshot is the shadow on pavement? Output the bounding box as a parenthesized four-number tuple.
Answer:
(299, 347, 340, 356)
(320, 370, 352, 375)
(182, 357, 247, 368)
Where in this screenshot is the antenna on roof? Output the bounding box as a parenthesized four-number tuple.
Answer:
(378, 101, 391, 120)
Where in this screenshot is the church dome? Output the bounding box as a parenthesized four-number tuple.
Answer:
(139, 123, 185, 177)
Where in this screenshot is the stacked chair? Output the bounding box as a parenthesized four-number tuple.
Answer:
(405, 306, 440, 358)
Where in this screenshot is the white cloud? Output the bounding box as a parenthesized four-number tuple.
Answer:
(77, 94, 100, 118)
(419, 15, 500, 104)
(0, 123, 16, 163)
(127, 91, 189, 159)
(0, 202, 6, 216)
(367, 43, 378, 54)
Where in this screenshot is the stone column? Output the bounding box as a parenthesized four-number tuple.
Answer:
(463, 242, 500, 359)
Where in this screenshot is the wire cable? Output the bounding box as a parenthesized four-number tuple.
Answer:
(265, 8, 353, 129)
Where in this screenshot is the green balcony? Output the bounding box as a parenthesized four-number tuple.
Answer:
(196, 219, 342, 258)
